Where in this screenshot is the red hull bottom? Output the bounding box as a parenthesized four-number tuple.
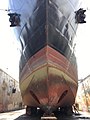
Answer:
(19, 46, 78, 112)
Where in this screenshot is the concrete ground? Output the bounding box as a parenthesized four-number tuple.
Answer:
(0, 109, 25, 120)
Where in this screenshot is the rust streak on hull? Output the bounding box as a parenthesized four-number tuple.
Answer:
(19, 46, 78, 111)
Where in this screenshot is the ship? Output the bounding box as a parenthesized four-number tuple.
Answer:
(8, 0, 86, 115)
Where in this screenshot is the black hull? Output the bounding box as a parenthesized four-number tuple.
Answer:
(8, 0, 79, 73)
(20, 0, 78, 72)
(8, 0, 79, 112)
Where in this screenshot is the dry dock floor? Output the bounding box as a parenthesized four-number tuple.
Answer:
(0, 109, 90, 120)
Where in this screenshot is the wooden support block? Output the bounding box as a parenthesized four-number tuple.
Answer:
(41, 116, 57, 120)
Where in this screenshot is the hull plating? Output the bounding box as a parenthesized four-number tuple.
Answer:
(8, 0, 79, 112)
(19, 46, 78, 111)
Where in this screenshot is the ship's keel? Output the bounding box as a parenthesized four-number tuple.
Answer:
(26, 105, 73, 117)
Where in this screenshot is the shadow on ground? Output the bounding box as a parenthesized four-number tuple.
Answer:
(14, 114, 41, 120)
(14, 112, 90, 120)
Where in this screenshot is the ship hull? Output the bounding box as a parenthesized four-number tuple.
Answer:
(8, 0, 79, 113)
(20, 46, 78, 112)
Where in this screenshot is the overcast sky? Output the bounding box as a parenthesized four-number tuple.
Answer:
(0, 0, 90, 80)
(75, 0, 90, 79)
(0, 0, 20, 80)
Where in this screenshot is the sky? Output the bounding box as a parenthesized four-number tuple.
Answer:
(75, 0, 90, 79)
(0, 0, 20, 80)
(0, 0, 90, 81)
